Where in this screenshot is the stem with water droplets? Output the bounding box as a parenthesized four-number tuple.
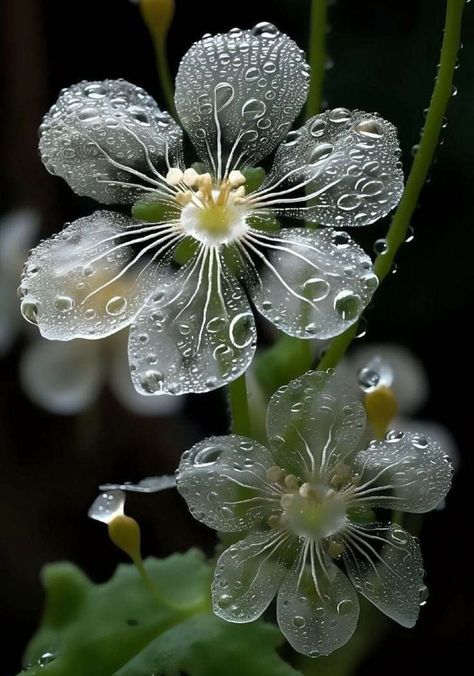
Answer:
(318, 0, 466, 372)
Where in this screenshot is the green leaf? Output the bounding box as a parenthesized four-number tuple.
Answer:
(21, 551, 300, 676)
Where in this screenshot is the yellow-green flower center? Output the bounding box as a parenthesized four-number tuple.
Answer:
(282, 484, 347, 540)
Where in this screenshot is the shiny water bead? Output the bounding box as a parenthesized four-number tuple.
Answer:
(265, 109, 404, 227)
(175, 23, 310, 172)
(39, 79, 183, 204)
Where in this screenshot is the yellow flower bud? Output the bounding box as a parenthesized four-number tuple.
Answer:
(138, 0, 175, 44)
(108, 514, 142, 563)
(364, 385, 398, 440)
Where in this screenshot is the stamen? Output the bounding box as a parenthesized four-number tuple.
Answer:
(228, 170, 246, 188)
(183, 168, 200, 187)
(175, 191, 193, 206)
(166, 168, 184, 186)
(266, 465, 285, 483)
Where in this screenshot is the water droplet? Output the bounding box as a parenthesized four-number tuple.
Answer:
(334, 291, 361, 321)
(357, 367, 380, 391)
(106, 295, 127, 316)
(54, 295, 75, 312)
(139, 369, 164, 393)
(386, 429, 405, 442)
(251, 22, 280, 39)
(292, 615, 306, 628)
(373, 238, 388, 255)
(310, 143, 333, 163)
(310, 119, 326, 138)
(412, 435, 428, 449)
(242, 98, 266, 121)
(329, 107, 351, 123)
(303, 277, 330, 301)
(354, 119, 384, 138)
(21, 301, 38, 325)
(194, 445, 223, 466)
(391, 528, 408, 544)
(38, 651, 57, 667)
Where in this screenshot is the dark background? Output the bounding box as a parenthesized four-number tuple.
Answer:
(0, 0, 472, 673)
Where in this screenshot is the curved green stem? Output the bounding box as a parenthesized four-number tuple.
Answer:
(228, 373, 251, 437)
(318, 0, 465, 372)
(155, 36, 176, 118)
(306, 0, 329, 118)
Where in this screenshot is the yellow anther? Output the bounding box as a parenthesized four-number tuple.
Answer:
(183, 168, 199, 187)
(299, 482, 314, 498)
(175, 191, 193, 206)
(166, 167, 184, 186)
(234, 186, 246, 199)
(327, 541, 345, 559)
(364, 385, 398, 440)
(228, 170, 246, 188)
(266, 465, 285, 483)
(108, 515, 142, 564)
(284, 474, 299, 490)
(268, 514, 282, 529)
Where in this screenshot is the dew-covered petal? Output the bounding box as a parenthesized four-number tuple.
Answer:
(100, 475, 176, 493)
(40, 80, 183, 204)
(396, 418, 459, 469)
(175, 24, 310, 174)
(343, 524, 424, 628)
(277, 549, 359, 657)
(19, 211, 165, 340)
(212, 530, 295, 622)
(246, 227, 378, 339)
(350, 431, 453, 512)
(266, 370, 366, 481)
(20, 337, 103, 415)
(109, 333, 184, 416)
(176, 435, 280, 532)
(128, 250, 256, 395)
(257, 109, 403, 227)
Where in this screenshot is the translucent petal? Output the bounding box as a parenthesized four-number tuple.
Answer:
(109, 333, 184, 416)
(20, 337, 103, 415)
(351, 344, 428, 414)
(88, 490, 125, 524)
(128, 250, 256, 395)
(396, 418, 459, 469)
(350, 431, 453, 512)
(277, 550, 359, 657)
(176, 435, 280, 532)
(259, 109, 403, 227)
(40, 80, 183, 204)
(343, 523, 424, 627)
(267, 370, 366, 481)
(19, 211, 163, 340)
(246, 227, 378, 339)
(100, 475, 176, 493)
(175, 24, 310, 175)
(212, 530, 294, 622)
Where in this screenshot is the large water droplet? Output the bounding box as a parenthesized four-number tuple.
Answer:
(242, 98, 266, 121)
(106, 295, 128, 316)
(334, 291, 361, 321)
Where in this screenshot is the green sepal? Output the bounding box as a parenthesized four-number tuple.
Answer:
(242, 166, 266, 193)
(173, 236, 199, 265)
(132, 199, 171, 223)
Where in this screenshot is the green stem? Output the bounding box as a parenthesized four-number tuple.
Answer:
(155, 37, 176, 118)
(306, 0, 329, 118)
(228, 373, 251, 437)
(317, 0, 465, 372)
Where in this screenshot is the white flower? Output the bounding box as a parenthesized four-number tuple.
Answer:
(176, 370, 452, 657)
(20, 24, 403, 396)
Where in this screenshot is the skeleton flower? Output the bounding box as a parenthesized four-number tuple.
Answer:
(176, 370, 452, 657)
(20, 23, 403, 395)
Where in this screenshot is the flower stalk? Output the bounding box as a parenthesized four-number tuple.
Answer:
(306, 0, 329, 118)
(318, 0, 466, 371)
(228, 373, 251, 437)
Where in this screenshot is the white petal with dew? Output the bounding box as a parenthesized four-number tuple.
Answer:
(212, 530, 294, 623)
(20, 337, 103, 415)
(246, 227, 378, 339)
(277, 548, 359, 657)
(100, 475, 176, 493)
(257, 109, 403, 227)
(343, 523, 424, 628)
(175, 24, 309, 175)
(109, 332, 184, 416)
(40, 79, 183, 204)
(349, 431, 453, 513)
(128, 249, 256, 395)
(19, 211, 167, 340)
(177, 435, 279, 532)
(267, 370, 366, 481)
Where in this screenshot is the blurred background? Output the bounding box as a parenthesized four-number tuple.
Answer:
(0, 0, 472, 673)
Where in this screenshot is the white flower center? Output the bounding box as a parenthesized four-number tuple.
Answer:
(282, 483, 347, 540)
(166, 167, 250, 246)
